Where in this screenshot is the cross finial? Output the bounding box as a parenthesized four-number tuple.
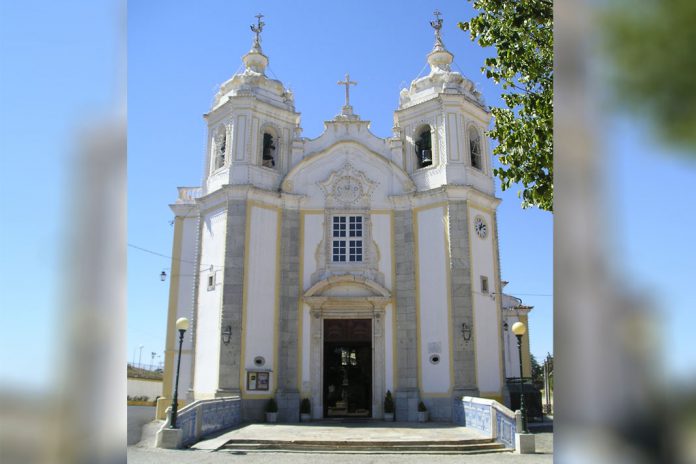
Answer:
(337, 73, 357, 107)
(430, 10, 444, 49)
(250, 13, 265, 50)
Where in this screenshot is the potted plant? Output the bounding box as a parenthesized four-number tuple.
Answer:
(265, 398, 278, 423)
(300, 398, 311, 422)
(383, 390, 395, 421)
(417, 401, 429, 422)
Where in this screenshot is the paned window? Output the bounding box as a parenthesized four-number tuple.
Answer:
(332, 215, 362, 262)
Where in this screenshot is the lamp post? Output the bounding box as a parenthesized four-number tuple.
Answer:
(169, 317, 189, 429)
(511, 321, 528, 433)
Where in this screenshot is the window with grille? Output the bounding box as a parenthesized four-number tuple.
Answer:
(332, 215, 362, 262)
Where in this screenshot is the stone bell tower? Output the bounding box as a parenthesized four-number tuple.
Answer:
(393, 10, 494, 197)
(202, 14, 301, 195)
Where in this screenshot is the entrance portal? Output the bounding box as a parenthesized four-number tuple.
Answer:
(323, 319, 372, 418)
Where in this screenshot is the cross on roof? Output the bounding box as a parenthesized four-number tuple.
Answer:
(337, 73, 357, 107)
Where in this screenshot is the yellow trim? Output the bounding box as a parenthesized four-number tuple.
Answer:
(239, 201, 252, 397)
(491, 210, 505, 396)
(297, 211, 305, 392)
(162, 216, 185, 406)
(412, 201, 448, 214)
(390, 210, 397, 391)
(443, 205, 455, 395)
(466, 204, 480, 388)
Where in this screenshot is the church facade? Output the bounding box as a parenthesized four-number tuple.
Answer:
(159, 14, 528, 423)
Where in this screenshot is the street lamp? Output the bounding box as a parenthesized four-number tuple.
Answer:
(511, 321, 528, 433)
(169, 317, 189, 429)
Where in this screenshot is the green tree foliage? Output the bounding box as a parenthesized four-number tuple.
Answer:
(459, 0, 553, 211)
(602, 0, 696, 154)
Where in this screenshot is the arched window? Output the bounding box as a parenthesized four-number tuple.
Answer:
(469, 127, 482, 170)
(415, 126, 432, 168)
(213, 126, 226, 170)
(262, 132, 276, 168)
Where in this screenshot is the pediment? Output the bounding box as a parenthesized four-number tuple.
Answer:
(303, 274, 391, 310)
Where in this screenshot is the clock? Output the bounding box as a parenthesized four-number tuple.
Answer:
(333, 176, 363, 203)
(474, 215, 488, 239)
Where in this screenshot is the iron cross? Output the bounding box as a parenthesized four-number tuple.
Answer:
(337, 73, 357, 107)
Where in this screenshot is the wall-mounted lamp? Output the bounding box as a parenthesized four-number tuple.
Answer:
(461, 322, 472, 342)
(222, 325, 233, 345)
(160, 271, 167, 282)
(503, 321, 509, 332)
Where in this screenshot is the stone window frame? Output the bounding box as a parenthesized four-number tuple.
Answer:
(414, 123, 435, 170)
(467, 124, 484, 172)
(258, 123, 280, 171)
(211, 123, 229, 173)
(331, 215, 364, 263)
(322, 208, 376, 274)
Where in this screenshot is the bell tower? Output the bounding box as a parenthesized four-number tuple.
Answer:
(202, 14, 301, 194)
(393, 10, 494, 196)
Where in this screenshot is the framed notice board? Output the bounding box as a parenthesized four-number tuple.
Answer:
(246, 371, 270, 391)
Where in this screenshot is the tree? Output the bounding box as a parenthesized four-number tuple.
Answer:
(602, 0, 696, 154)
(459, 0, 553, 211)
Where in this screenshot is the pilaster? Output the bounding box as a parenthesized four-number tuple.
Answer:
(216, 200, 247, 395)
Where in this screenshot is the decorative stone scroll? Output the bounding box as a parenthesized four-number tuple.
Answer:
(318, 163, 378, 207)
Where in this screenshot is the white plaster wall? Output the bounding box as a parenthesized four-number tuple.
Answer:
(416, 206, 451, 393)
(242, 206, 279, 395)
(302, 213, 324, 290)
(193, 208, 227, 397)
(127, 378, 163, 401)
(300, 213, 323, 395)
(371, 213, 392, 290)
(288, 143, 410, 210)
(170, 216, 198, 398)
(469, 207, 502, 394)
(384, 303, 394, 393)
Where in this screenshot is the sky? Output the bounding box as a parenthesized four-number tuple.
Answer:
(125, 0, 554, 370)
(1, 0, 693, 396)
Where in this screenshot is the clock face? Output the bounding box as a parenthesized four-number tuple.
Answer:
(474, 215, 488, 238)
(334, 176, 363, 203)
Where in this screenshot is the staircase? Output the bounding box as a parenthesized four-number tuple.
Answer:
(220, 437, 509, 454)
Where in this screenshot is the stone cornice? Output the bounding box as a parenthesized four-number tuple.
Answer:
(388, 185, 501, 211)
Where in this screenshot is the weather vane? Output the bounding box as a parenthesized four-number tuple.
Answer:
(250, 13, 265, 49)
(430, 10, 444, 48)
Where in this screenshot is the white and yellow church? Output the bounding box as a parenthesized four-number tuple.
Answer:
(157, 14, 533, 423)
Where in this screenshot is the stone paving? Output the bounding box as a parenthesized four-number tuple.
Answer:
(193, 422, 490, 450)
(129, 420, 553, 463)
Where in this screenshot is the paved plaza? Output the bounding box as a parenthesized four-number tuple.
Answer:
(128, 420, 553, 463)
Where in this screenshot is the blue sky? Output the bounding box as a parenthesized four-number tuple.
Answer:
(3, 0, 694, 394)
(126, 0, 554, 368)
(1, 0, 554, 391)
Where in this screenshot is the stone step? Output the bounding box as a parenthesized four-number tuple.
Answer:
(221, 439, 509, 454)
